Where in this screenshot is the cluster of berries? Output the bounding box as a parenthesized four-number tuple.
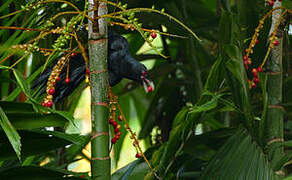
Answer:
(108, 91, 142, 158)
(41, 53, 77, 108)
(109, 115, 122, 144)
(243, 37, 279, 88)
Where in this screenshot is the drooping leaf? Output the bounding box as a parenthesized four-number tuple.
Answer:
(0, 106, 21, 160)
(184, 128, 236, 155)
(6, 64, 45, 101)
(6, 113, 67, 130)
(0, 130, 73, 160)
(0, 101, 35, 114)
(0, 166, 85, 180)
(13, 68, 34, 101)
(0, 101, 69, 129)
(112, 160, 149, 180)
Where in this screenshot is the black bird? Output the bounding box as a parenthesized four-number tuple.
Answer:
(32, 31, 154, 103)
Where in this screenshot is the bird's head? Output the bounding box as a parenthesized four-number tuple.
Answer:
(118, 54, 154, 93)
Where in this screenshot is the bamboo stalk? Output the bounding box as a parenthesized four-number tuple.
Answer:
(265, 1, 285, 176)
(88, 1, 110, 180)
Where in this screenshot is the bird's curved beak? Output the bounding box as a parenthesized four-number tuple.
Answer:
(141, 71, 154, 93)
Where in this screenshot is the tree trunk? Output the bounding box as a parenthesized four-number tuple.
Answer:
(88, 1, 110, 179)
(265, 1, 285, 177)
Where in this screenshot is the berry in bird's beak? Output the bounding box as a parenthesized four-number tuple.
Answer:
(147, 86, 153, 92)
(141, 71, 154, 93)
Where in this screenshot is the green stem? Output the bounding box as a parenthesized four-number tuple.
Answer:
(88, 1, 110, 180)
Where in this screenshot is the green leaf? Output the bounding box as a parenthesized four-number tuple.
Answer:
(157, 92, 220, 174)
(177, 171, 200, 178)
(7, 113, 67, 130)
(0, 106, 21, 160)
(0, 75, 15, 83)
(284, 175, 292, 180)
(12, 68, 34, 101)
(219, 11, 232, 46)
(6, 63, 44, 101)
(273, 153, 292, 171)
(172, 106, 190, 126)
(0, 166, 85, 180)
(224, 45, 253, 128)
(200, 128, 275, 179)
(203, 56, 225, 92)
(184, 128, 236, 154)
(0, 101, 35, 114)
(0, 0, 14, 13)
(188, 92, 221, 115)
(0, 130, 74, 160)
(112, 160, 149, 180)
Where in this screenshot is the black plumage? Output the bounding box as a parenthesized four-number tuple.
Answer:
(32, 31, 154, 103)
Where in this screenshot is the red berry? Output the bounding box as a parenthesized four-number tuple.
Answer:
(113, 121, 118, 128)
(80, 175, 86, 178)
(56, 76, 60, 82)
(269, 1, 274, 6)
(118, 115, 122, 121)
(115, 134, 120, 139)
(252, 68, 257, 77)
(147, 86, 153, 92)
(151, 32, 157, 39)
(65, 78, 71, 84)
(273, 40, 279, 46)
(255, 39, 259, 45)
(111, 137, 117, 144)
(243, 60, 248, 65)
(116, 132, 121, 136)
(48, 88, 55, 95)
(71, 52, 77, 57)
(47, 101, 53, 108)
(135, 153, 141, 158)
(243, 55, 248, 61)
(114, 128, 120, 133)
(257, 67, 263, 72)
(254, 77, 260, 84)
(109, 119, 114, 124)
(41, 102, 46, 107)
(252, 68, 257, 73)
(245, 49, 249, 53)
(86, 68, 90, 75)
